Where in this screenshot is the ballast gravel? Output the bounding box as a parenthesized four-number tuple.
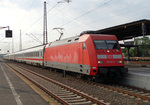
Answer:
(9, 61, 150, 105)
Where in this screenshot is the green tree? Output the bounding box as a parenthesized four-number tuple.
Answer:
(121, 48, 128, 57)
(135, 37, 150, 57)
(129, 48, 135, 57)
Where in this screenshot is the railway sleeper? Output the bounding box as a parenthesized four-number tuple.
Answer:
(127, 88, 134, 91)
(54, 91, 71, 94)
(141, 93, 150, 96)
(61, 96, 82, 100)
(56, 92, 75, 96)
(58, 94, 77, 98)
(66, 98, 87, 103)
(136, 91, 144, 94)
(129, 90, 138, 92)
(68, 101, 92, 105)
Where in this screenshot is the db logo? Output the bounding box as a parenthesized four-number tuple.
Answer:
(107, 55, 113, 59)
(107, 61, 115, 63)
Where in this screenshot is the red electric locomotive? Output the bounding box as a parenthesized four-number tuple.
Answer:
(4, 33, 128, 80)
(44, 34, 127, 78)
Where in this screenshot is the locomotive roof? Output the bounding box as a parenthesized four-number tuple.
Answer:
(46, 35, 80, 47)
(46, 34, 116, 48)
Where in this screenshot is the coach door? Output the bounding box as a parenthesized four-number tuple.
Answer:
(82, 42, 88, 65)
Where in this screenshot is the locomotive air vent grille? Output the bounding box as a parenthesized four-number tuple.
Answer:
(74, 38, 79, 41)
(68, 40, 71, 42)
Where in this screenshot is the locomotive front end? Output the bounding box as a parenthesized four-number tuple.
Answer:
(92, 35, 128, 78)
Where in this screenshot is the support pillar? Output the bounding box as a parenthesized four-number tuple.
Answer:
(141, 22, 147, 37)
(63, 70, 66, 78)
(127, 47, 130, 63)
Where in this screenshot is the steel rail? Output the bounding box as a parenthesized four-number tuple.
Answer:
(5, 63, 69, 105)
(6, 63, 108, 105)
(92, 82, 150, 101)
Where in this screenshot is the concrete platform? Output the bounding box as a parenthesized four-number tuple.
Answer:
(0, 62, 49, 105)
(121, 67, 150, 91)
(125, 62, 150, 68)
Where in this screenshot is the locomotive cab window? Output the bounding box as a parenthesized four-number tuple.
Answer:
(94, 40, 107, 49)
(94, 40, 120, 50)
(83, 42, 86, 50)
(106, 40, 120, 50)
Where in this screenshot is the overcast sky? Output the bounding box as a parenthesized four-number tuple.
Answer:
(0, 0, 150, 53)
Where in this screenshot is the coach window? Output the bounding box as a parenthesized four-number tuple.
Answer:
(83, 42, 86, 50)
(41, 52, 43, 57)
(37, 52, 39, 57)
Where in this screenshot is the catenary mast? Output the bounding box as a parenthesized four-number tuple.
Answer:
(43, 1, 48, 45)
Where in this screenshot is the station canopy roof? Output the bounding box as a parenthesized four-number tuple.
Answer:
(81, 19, 150, 41)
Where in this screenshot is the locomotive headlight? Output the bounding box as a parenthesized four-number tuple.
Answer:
(118, 60, 123, 64)
(98, 60, 104, 64)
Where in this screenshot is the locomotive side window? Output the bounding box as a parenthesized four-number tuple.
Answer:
(83, 42, 86, 50)
(94, 40, 107, 49)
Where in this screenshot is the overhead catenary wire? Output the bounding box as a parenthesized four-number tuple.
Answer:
(24, 1, 71, 44)
(23, 2, 59, 34)
(23, 0, 142, 45)
(51, 6, 98, 29)
(30, 33, 42, 44)
(60, 0, 113, 27)
(22, 2, 60, 44)
(26, 33, 42, 44)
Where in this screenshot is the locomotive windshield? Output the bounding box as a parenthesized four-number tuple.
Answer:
(94, 40, 120, 50)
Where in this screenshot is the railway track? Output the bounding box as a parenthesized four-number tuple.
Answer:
(5, 63, 109, 105)
(16, 65, 150, 103)
(5, 61, 150, 104)
(91, 82, 150, 102)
